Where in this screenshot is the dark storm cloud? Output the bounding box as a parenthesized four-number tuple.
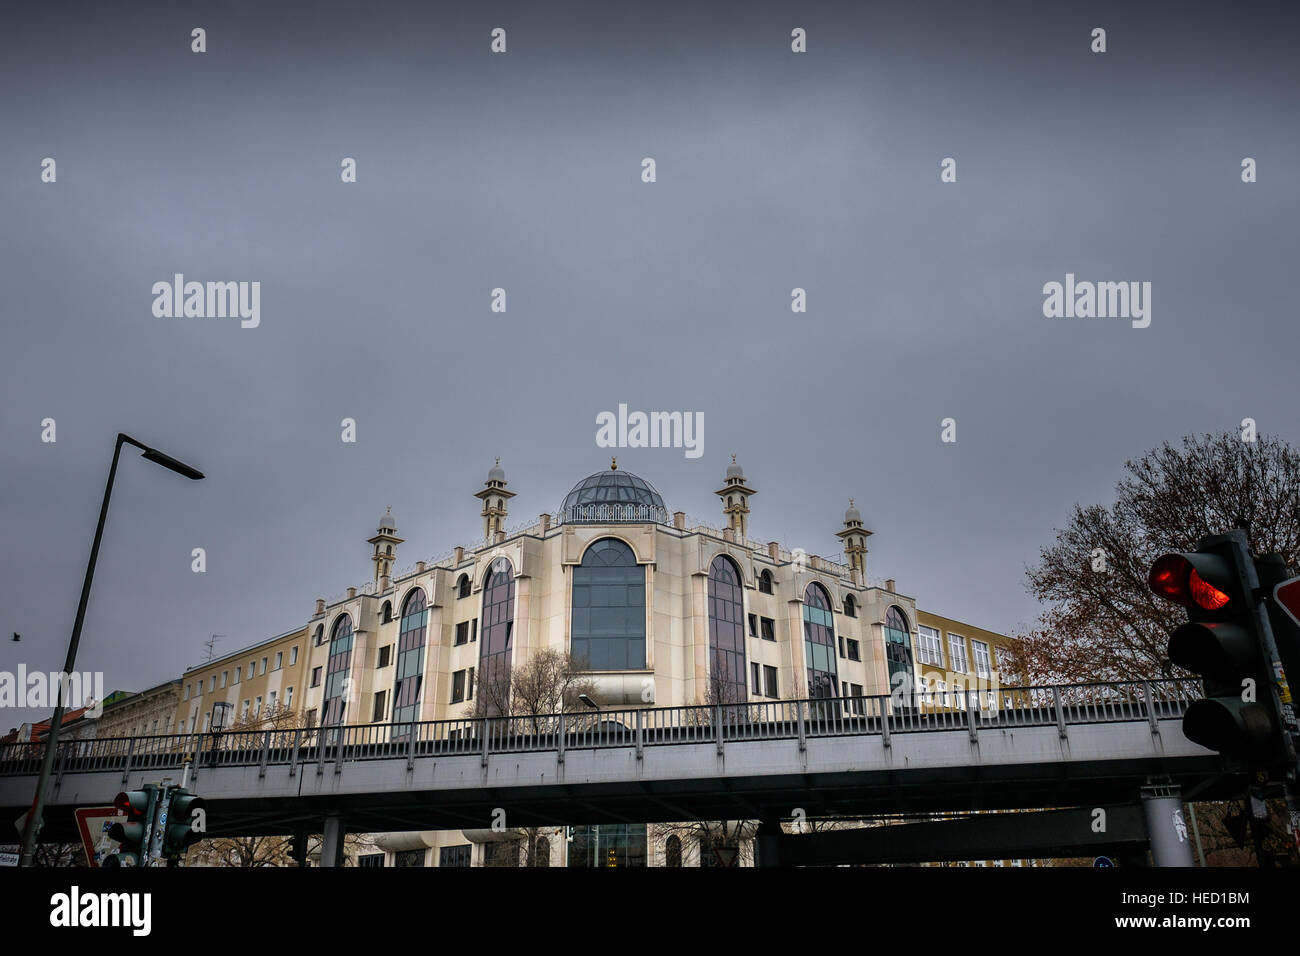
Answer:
(2, 0, 1297, 726)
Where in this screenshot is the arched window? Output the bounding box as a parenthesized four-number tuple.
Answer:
(758, 569, 773, 594)
(391, 590, 428, 735)
(665, 835, 682, 867)
(802, 583, 838, 699)
(707, 555, 747, 704)
(313, 624, 324, 645)
(456, 574, 471, 599)
(322, 614, 354, 727)
(534, 836, 550, 867)
(571, 538, 645, 670)
(843, 595, 857, 618)
(479, 560, 516, 715)
(380, 600, 393, 624)
(884, 606, 916, 701)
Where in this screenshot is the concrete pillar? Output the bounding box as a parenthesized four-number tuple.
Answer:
(321, 815, 345, 868)
(1141, 784, 1194, 867)
(754, 819, 783, 867)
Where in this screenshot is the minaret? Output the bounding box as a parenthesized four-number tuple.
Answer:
(474, 458, 516, 539)
(715, 454, 756, 538)
(835, 499, 872, 585)
(368, 507, 404, 587)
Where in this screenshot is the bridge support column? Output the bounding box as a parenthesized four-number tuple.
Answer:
(321, 815, 346, 868)
(754, 819, 783, 868)
(1140, 784, 1194, 867)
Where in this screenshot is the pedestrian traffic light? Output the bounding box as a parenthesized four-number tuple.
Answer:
(162, 788, 205, 860)
(103, 787, 157, 867)
(1149, 533, 1282, 765)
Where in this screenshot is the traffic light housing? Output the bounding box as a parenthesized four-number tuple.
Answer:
(1149, 534, 1282, 765)
(162, 789, 205, 860)
(102, 787, 157, 868)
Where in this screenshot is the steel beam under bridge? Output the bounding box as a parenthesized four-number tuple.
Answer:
(768, 805, 1151, 866)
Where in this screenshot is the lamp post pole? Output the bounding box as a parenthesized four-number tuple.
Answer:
(18, 433, 203, 867)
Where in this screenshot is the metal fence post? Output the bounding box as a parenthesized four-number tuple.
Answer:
(316, 727, 326, 776)
(715, 705, 724, 756)
(796, 701, 807, 753)
(481, 717, 490, 768)
(635, 709, 644, 761)
(557, 711, 565, 765)
(967, 695, 979, 743)
(1052, 686, 1067, 739)
(880, 697, 892, 749)
(289, 727, 301, 777)
(121, 735, 136, 785)
(407, 722, 417, 771)
(1142, 681, 1160, 735)
(258, 729, 271, 778)
(334, 726, 345, 775)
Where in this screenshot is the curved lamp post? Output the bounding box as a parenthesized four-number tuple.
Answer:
(18, 433, 203, 867)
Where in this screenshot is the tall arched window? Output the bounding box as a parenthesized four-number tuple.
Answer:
(479, 560, 516, 715)
(571, 538, 645, 670)
(843, 595, 857, 618)
(456, 574, 471, 599)
(707, 555, 747, 704)
(884, 606, 916, 700)
(665, 834, 682, 867)
(323, 614, 354, 727)
(391, 589, 427, 735)
(758, 570, 773, 594)
(802, 583, 838, 699)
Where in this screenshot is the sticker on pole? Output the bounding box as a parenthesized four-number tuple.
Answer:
(75, 806, 126, 867)
(1274, 576, 1300, 630)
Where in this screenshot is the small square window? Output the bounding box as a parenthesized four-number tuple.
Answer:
(311, 666, 322, 688)
(748, 614, 758, 638)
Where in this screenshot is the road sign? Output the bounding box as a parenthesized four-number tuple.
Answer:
(1275, 576, 1300, 630)
(75, 806, 126, 868)
(712, 846, 738, 867)
(1093, 856, 1114, 867)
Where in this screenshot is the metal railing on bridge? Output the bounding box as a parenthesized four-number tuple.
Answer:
(0, 679, 1201, 780)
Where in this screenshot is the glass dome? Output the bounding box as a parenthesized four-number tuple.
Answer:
(559, 469, 669, 525)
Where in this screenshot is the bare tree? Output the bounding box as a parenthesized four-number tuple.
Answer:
(466, 648, 597, 732)
(1016, 430, 1300, 685)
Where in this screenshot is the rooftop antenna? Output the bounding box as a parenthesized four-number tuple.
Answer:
(203, 634, 225, 663)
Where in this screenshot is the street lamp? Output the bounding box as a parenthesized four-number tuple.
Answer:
(578, 694, 600, 711)
(18, 433, 203, 867)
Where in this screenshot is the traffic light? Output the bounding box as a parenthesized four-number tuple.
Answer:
(1149, 533, 1282, 765)
(102, 786, 158, 868)
(161, 788, 205, 860)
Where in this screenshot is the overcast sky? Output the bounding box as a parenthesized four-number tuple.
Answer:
(3, 1, 1298, 730)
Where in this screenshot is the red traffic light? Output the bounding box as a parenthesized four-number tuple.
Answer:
(1149, 554, 1232, 610)
(114, 790, 147, 818)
